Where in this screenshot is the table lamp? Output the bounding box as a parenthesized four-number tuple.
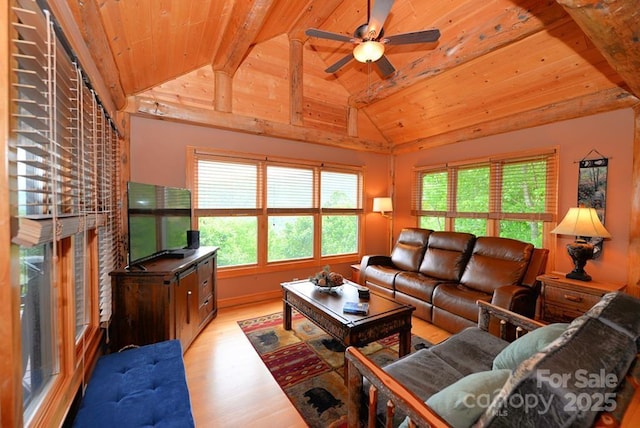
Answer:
(551, 206, 611, 281)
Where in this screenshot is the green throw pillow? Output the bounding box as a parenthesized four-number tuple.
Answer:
(492, 323, 568, 370)
(424, 369, 511, 428)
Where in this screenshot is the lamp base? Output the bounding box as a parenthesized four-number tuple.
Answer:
(565, 240, 594, 282)
(566, 270, 592, 282)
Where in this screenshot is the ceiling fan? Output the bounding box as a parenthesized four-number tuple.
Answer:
(305, 0, 441, 78)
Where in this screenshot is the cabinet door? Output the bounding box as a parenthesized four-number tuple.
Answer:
(175, 268, 199, 349)
(111, 274, 172, 350)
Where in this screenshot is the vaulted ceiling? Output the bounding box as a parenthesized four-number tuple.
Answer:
(62, 0, 640, 153)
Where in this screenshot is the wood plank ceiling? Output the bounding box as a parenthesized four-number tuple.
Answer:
(66, 0, 640, 153)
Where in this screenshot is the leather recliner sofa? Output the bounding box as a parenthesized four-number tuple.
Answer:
(360, 228, 549, 333)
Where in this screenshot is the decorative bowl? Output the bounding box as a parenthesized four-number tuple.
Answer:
(310, 266, 344, 292)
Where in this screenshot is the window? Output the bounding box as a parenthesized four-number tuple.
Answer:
(414, 150, 557, 247)
(189, 150, 363, 268)
(321, 171, 359, 256)
(20, 245, 56, 414)
(8, 1, 123, 424)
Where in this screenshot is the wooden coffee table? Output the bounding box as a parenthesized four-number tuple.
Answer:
(281, 279, 415, 357)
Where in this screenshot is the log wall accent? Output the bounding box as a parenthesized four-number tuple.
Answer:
(557, 0, 640, 99)
(290, 38, 304, 126)
(129, 97, 390, 153)
(214, 71, 232, 113)
(212, 0, 276, 77)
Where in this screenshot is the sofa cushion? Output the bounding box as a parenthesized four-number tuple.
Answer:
(431, 327, 508, 377)
(364, 265, 400, 291)
(381, 328, 506, 405)
(394, 271, 445, 302)
(478, 316, 636, 428)
(492, 323, 568, 370)
(432, 283, 492, 322)
(584, 292, 640, 347)
(379, 348, 466, 402)
(425, 369, 511, 428)
(390, 228, 432, 272)
(73, 340, 194, 428)
(460, 237, 533, 294)
(432, 308, 477, 334)
(419, 231, 475, 281)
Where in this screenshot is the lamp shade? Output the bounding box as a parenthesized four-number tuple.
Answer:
(353, 41, 385, 63)
(551, 207, 611, 238)
(373, 197, 393, 213)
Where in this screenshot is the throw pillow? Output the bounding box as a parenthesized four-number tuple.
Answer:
(421, 369, 511, 428)
(492, 323, 568, 370)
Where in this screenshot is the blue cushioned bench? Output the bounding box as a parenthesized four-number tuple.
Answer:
(73, 340, 194, 428)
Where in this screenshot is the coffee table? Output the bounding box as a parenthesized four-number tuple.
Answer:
(281, 279, 415, 357)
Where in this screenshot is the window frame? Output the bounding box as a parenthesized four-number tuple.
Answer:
(188, 148, 364, 274)
(413, 149, 558, 247)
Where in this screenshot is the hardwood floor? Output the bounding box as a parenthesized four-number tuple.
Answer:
(183, 298, 451, 427)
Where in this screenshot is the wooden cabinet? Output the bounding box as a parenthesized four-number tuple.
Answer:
(537, 273, 625, 323)
(110, 247, 218, 352)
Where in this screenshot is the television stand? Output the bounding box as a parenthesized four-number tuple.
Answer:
(164, 248, 196, 259)
(110, 247, 219, 352)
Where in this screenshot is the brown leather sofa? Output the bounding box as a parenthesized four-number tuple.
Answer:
(360, 228, 549, 333)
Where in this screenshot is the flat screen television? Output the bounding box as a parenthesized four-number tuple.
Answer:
(127, 181, 192, 267)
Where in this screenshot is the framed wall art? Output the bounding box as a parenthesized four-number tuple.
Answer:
(577, 151, 608, 258)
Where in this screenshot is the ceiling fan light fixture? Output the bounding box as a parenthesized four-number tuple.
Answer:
(353, 40, 385, 63)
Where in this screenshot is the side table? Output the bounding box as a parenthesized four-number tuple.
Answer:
(537, 273, 626, 323)
(350, 263, 362, 285)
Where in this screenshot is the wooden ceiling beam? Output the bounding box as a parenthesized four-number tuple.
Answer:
(212, 0, 277, 77)
(557, 0, 640, 99)
(128, 96, 392, 153)
(349, 0, 570, 108)
(392, 88, 638, 154)
(47, 0, 126, 114)
(287, 0, 344, 41)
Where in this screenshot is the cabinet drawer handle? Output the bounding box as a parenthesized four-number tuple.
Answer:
(564, 294, 582, 303)
(202, 279, 208, 286)
(187, 290, 192, 324)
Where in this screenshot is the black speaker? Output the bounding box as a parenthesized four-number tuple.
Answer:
(186, 230, 200, 249)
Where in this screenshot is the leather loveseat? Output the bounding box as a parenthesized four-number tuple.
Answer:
(360, 228, 549, 333)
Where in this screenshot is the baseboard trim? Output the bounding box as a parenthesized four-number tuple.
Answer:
(218, 290, 282, 309)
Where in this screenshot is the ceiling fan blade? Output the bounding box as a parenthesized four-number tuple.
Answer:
(375, 54, 396, 78)
(384, 29, 441, 45)
(366, 0, 395, 40)
(325, 53, 354, 73)
(305, 28, 355, 43)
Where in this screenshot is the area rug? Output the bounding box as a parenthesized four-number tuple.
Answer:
(238, 311, 432, 428)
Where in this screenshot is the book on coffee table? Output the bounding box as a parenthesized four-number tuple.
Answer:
(343, 301, 369, 315)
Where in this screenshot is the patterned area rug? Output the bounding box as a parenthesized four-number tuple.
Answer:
(238, 311, 432, 428)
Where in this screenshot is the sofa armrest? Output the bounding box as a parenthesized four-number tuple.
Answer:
(360, 255, 393, 269)
(491, 284, 537, 318)
(477, 300, 545, 340)
(345, 347, 450, 428)
(360, 255, 394, 285)
(521, 248, 549, 290)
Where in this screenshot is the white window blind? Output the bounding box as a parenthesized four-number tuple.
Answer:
(190, 150, 363, 267)
(414, 150, 557, 246)
(267, 165, 314, 210)
(195, 159, 260, 211)
(10, 0, 121, 324)
(321, 171, 361, 210)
